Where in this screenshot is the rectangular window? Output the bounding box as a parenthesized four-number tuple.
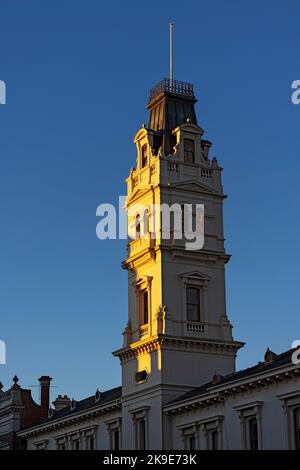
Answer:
(249, 417, 259, 450)
(186, 434, 196, 450)
(184, 139, 195, 163)
(294, 408, 300, 450)
(182, 427, 198, 450)
(112, 429, 120, 450)
(74, 440, 80, 450)
(141, 291, 149, 325)
(138, 419, 146, 450)
(186, 287, 201, 322)
(132, 412, 148, 450)
(141, 144, 148, 168)
(89, 436, 95, 450)
(236, 403, 262, 450)
(211, 430, 218, 450)
(206, 428, 219, 449)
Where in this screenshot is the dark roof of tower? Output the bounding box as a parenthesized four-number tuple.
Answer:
(147, 78, 198, 155)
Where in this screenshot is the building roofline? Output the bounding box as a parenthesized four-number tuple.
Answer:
(164, 349, 299, 412)
(17, 386, 122, 437)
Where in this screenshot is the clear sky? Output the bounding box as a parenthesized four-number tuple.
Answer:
(0, 0, 300, 403)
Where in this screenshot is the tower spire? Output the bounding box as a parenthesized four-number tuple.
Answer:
(169, 22, 173, 82)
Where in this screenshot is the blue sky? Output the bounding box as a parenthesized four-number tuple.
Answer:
(0, 0, 300, 402)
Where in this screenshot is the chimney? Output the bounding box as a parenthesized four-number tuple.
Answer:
(38, 376, 52, 410)
(52, 394, 71, 411)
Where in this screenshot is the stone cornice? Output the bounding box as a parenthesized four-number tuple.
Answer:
(169, 248, 231, 264)
(112, 335, 243, 364)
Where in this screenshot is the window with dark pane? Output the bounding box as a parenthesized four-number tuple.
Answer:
(249, 417, 259, 450)
(294, 407, 300, 449)
(89, 436, 95, 450)
(113, 429, 120, 450)
(184, 139, 195, 163)
(186, 287, 200, 322)
(142, 290, 148, 325)
(135, 370, 148, 383)
(211, 429, 218, 450)
(135, 214, 141, 239)
(141, 144, 148, 168)
(187, 434, 196, 450)
(181, 204, 185, 235)
(138, 419, 146, 450)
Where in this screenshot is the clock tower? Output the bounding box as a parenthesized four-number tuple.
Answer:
(113, 78, 243, 449)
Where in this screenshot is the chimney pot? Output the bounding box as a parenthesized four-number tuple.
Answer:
(52, 394, 71, 411)
(38, 376, 52, 410)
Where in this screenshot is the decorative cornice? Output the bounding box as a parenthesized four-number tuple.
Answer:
(169, 248, 231, 264)
(112, 335, 243, 364)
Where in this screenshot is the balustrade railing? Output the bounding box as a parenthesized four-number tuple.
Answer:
(149, 78, 194, 102)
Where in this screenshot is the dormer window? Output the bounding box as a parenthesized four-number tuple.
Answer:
(141, 144, 148, 168)
(184, 139, 195, 163)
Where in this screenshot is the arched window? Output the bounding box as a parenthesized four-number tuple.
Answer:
(135, 214, 141, 239)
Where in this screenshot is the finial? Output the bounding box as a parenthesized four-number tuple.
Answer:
(212, 372, 222, 385)
(70, 398, 76, 410)
(13, 375, 19, 384)
(95, 388, 101, 402)
(0, 381, 3, 390)
(264, 347, 277, 363)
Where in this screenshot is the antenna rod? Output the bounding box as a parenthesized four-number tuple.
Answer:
(169, 22, 173, 82)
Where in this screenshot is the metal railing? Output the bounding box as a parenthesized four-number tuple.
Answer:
(149, 78, 194, 102)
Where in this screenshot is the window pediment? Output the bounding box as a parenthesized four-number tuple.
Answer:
(179, 270, 211, 285)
